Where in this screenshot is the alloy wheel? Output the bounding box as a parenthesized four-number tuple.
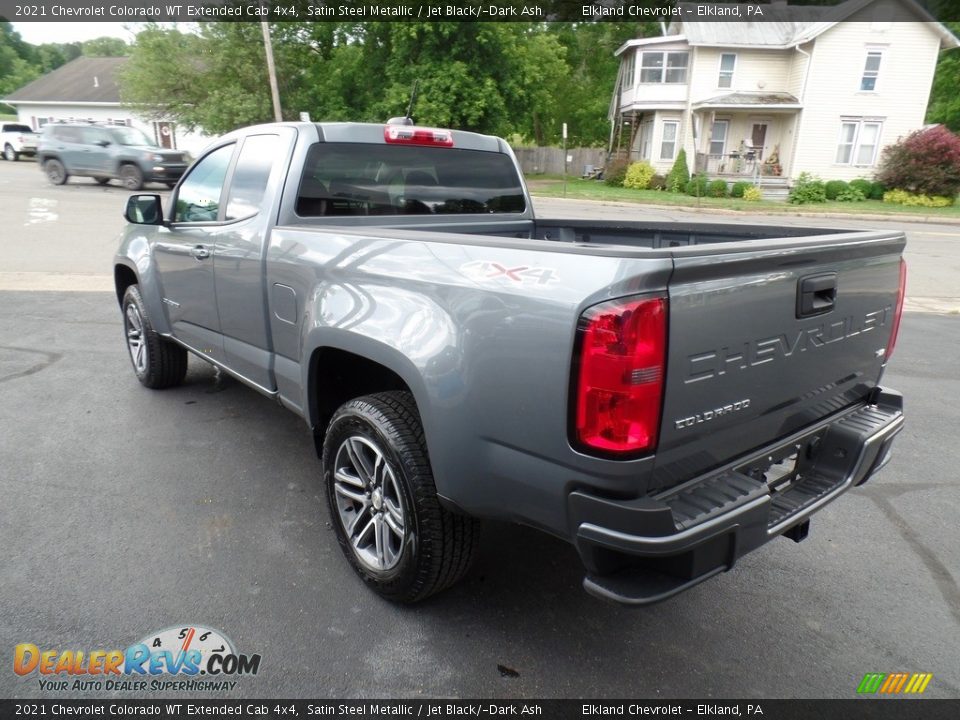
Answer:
(332, 435, 407, 572)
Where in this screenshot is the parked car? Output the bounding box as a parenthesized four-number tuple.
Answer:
(36, 122, 188, 190)
(0, 122, 38, 161)
(114, 120, 906, 605)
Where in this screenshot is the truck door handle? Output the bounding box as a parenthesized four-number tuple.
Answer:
(190, 245, 211, 260)
(796, 273, 837, 318)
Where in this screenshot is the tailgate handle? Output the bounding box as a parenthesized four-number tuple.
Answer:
(797, 273, 837, 318)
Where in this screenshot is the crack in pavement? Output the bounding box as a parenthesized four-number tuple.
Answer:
(0, 345, 62, 385)
(861, 484, 960, 629)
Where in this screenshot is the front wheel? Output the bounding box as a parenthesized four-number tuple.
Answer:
(119, 164, 144, 191)
(4, 144, 17, 162)
(323, 391, 480, 603)
(121, 284, 187, 389)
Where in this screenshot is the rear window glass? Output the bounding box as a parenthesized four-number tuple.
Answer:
(4, 124, 32, 133)
(296, 143, 525, 217)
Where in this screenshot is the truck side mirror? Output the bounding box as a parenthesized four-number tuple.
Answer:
(124, 194, 164, 225)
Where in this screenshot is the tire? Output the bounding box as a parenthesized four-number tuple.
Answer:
(323, 391, 480, 603)
(44, 158, 68, 185)
(121, 284, 187, 389)
(3, 144, 17, 162)
(119, 163, 144, 191)
(95, 177, 111, 186)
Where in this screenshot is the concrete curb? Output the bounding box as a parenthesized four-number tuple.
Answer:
(530, 194, 960, 227)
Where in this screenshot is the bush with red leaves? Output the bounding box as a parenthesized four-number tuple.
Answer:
(876, 125, 960, 198)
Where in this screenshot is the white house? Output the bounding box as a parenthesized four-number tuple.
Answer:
(2, 56, 210, 155)
(609, 0, 959, 192)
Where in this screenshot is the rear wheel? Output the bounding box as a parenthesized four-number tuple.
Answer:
(323, 391, 480, 603)
(4, 144, 17, 162)
(121, 284, 187, 389)
(119, 164, 144, 191)
(44, 158, 68, 185)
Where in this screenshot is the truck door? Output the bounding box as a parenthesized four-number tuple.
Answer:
(212, 131, 292, 390)
(152, 142, 237, 363)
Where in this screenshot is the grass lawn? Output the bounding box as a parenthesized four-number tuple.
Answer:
(527, 176, 960, 218)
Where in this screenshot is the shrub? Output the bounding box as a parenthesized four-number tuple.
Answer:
(836, 187, 866, 202)
(649, 173, 667, 191)
(604, 158, 629, 187)
(743, 186, 762, 202)
(623, 161, 656, 189)
(685, 174, 709, 196)
(876, 125, 960, 198)
(788, 172, 827, 204)
(883, 189, 954, 207)
(868, 181, 886, 200)
(708, 179, 729, 197)
(730, 181, 751, 198)
(849, 178, 873, 197)
(666, 149, 690, 193)
(825, 180, 849, 200)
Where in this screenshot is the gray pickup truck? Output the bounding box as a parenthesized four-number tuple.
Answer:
(114, 121, 906, 605)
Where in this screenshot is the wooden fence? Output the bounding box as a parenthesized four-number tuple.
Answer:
(513, 146, 608, 176)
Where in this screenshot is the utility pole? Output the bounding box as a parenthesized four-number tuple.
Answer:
(261, 20, 282, 122)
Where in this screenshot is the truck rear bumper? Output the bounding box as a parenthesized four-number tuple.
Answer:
(570, 388, 904, 606)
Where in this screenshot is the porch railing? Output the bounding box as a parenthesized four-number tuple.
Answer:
(695, 152, 783, 178)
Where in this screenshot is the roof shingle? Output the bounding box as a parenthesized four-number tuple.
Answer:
(4, 57, 127, 104)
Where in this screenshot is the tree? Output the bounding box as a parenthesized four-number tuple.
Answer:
(119, 24, 274, 135)
(0, 23, 41, 112)
(82, 37, 130, 57)
(876, 125, 960, 197)
(926, 22, 960, 131)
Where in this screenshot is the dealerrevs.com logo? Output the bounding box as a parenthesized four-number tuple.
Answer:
(14, 625, 262, 692)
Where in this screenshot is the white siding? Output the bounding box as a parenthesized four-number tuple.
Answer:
(689, 47, 792, 102)
(792, 10, 943, 181)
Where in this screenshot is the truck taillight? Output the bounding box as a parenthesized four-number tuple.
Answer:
(886, 258, 907, 360)
(384, 125, 454, 147)
(573, 296, 667, 455)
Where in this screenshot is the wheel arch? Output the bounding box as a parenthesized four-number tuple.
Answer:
(305, 342, 428, 455)
(114, 262, 138, 308)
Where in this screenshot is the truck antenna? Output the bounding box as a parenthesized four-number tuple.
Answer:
(405, 80, 420, 123)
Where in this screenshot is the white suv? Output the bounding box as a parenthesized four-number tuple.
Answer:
(1, 122, 38, 161)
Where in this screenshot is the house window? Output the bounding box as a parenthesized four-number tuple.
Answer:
(860, 50, 882, 91)
(709, 120, 729, 156)
(718, 54, 736, 88)
(623, 51, 635, 89)
(836, 119, 883, 165)
(640, 52, 689, 84)
(660, 121, 679, 160)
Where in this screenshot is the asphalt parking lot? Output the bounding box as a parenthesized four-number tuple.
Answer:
(1, 158, 958, 699)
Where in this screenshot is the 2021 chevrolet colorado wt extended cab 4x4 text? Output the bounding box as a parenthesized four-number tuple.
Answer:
(114, 121, 905, 605)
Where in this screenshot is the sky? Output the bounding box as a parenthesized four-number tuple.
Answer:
(11, 22, 143, 45)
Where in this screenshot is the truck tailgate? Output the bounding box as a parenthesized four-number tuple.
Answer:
(653, 231, 905, 491)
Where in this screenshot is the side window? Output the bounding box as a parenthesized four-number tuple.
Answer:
(81, 127, 111, 146)
(55, 126, 82, 143)
(225, 134, 280, 221)
(174, 144, 235, 223)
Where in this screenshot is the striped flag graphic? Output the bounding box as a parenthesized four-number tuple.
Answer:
(857, 672, 933, 694)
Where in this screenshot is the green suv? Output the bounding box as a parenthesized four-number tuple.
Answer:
(36, 123, 188, 190)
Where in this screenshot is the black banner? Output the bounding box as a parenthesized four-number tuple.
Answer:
(0, 0, 957, 24)
(1, 700, 960, 720)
